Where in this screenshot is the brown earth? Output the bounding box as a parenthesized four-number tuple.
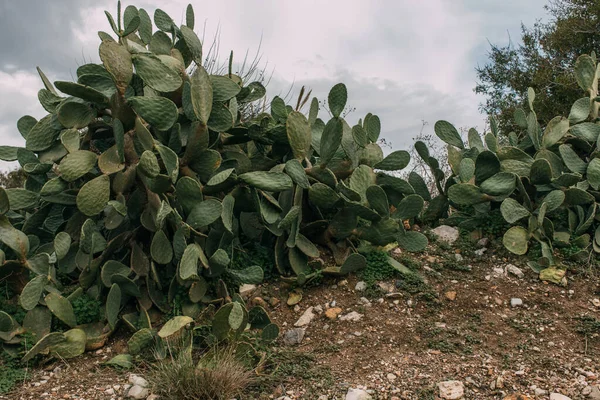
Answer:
(4, 238, 600, 400)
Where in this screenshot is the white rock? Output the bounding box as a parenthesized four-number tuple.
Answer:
(146, 395, 160, 400)
(506, 264, 524, 278)
(437, 380, 464, 399)
(477, 237, 489, 247)
(431, 225, 459, 245)
(355, 281, 368, 291)
(239, 284, 257, 297)
(587, 385, 600, 399)
(294, 307, 315, 327)
(454, 253, 463, 262)
(535, 388, 548, 396)
(550, 394, 572, 400)
(313, 305, 323, 314)
(105, 388, 115, 395)
(474, 248, 487, 256)
(318, 396, 329, 400)
(128, 375, 148, 388)
(345, 388, 373, 400)
(339, 311, 363, 322)
(282, 328, 305, 346)
(128, 385, 149, 399)
(387, 373, 397, 382)
(510, 298, 523, 307)
(492, 267, 505, 277)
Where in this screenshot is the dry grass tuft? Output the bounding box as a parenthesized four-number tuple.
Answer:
(148, 344, 253, 400)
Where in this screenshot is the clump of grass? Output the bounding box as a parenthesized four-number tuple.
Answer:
(149, 345, 253, 400)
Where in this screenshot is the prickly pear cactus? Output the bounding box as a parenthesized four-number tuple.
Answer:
(0, 2, 427, 358)
(438, 51, 600, 272)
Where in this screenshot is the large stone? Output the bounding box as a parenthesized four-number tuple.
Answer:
(431, 225, 459, 245)
(128, 385, 149, 399)
(294, 307, 315, 327)
(282, 328, 305, 346)
(506, 264, 524, 279)
(339, 311, 363, 322)
(345, 388, 373, 400)
(129, 375, 148, 388)
(588, 386, 600, 400)
(549, 394, 571, 400)
(437, 380, 464, 399)
(239, 284, 257, 297)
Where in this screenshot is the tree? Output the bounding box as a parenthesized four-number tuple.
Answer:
(0, 168, 25, 188)
(475, 0, 600, 133)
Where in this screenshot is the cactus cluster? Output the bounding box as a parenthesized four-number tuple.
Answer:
(0, 2, 429, 358)
(439, 51, 600, 273)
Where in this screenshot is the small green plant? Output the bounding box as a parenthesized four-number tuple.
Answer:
(576, 315, 600, 337)
(0, 355, 28, 394)
(358, 251, 397, 284)
(72, 294, 102, 325)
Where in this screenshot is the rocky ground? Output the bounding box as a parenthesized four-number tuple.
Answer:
(3, 227, 600, 400)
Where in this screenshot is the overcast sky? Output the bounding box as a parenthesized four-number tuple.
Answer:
(0, 0, 549, 170)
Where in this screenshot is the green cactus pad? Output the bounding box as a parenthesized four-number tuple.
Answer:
(25, 115, 61, 152)
(320, 118, 343, 166)
(587, 158, 600, 189)
(286, 111, 312, 161)
(5, 188, 39, 210)
(474, 151, 501, 184)
(284, 159, 310, 189)
(541, 116, 569, 148)
(128, 328, 154, 355)
(339, 253, 366, 274)
(179, 25, 202, 65)
(503, 226, 529, 255)
(57, 101, 95, 129)
(238, 171, 293, 192)
(133, 53, 182, 93)
(559, 144, 587, 174)
(210, 75, 241, 102)
(434, 120, 463, 149)
(22, 332, 66, 362)
(568, 97, 591, 124)
(480, 172, 516, 197)
(106, 283, 121, 330)
(396, 230, 428, 252)
(574, 54, 596, 91)
(227, 265, 264, 284)
(77, 175, 110, 216)
(309, 183, 340, 209)
(158, 316, 193, 338)
(59, 150, 97, 181)
(19, 275, 47, 311)
(295, 234, 319, 258)
(50, 328, 87, 359)
(128, 96, 178, 131)
(373, 150, 410, 171)
(564, 187, 594, 205)
(150, 230, 173, 264)
(448, 183, 488, 205)
(500, 198, 531, 224)
(395, 194, 425, 220)
(529, 159, 553, 184)
(54, 81, 108, 105)
(366, 185, 390, 217)
(570, 122, 600, 142)
(328, 83, 347, 118)
(45, 292, 77, 328)
(187, 199, 223, 229)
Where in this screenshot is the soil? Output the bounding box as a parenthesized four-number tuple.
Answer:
(4, 237, 600, 400)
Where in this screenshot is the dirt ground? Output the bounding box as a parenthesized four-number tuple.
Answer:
(4, 237, 600, 400)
